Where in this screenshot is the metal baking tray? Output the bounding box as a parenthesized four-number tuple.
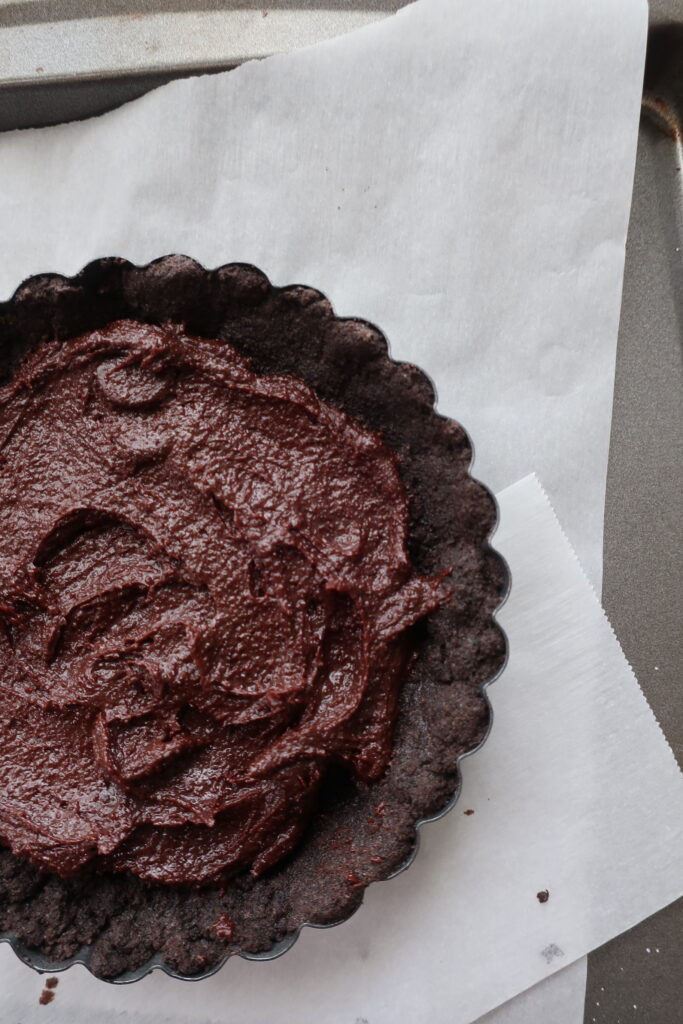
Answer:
(0, 1, 404, 130)
(1, 0, 404, 85)
(585, 10, 683, 1024)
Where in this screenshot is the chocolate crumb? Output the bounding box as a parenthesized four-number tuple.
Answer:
(39, 988, 55, 1006)
(463, 809, 475, 816)
(537, 889, 550, 903)
(45, 977, 59, 989)
(211, 913, 234, 941)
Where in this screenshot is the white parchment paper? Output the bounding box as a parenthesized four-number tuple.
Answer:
(0, 0, 661, 1020)
(0, 0, 646, 587)
(2, 475, 681, 1024)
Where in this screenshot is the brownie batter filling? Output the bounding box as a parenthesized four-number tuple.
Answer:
(0, 319, 447, 886)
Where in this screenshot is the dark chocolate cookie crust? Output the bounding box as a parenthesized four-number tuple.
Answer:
(0, 256, 507, 981)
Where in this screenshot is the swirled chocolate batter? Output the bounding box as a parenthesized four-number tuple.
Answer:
(0, 319, 448, 885)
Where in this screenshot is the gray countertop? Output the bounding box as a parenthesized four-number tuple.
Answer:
(0, 3, 680, 1022)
